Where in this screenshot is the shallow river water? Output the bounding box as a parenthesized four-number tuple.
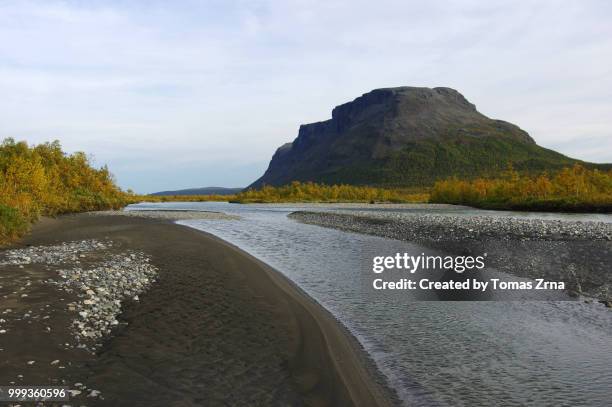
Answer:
(127, 202, 612, 407)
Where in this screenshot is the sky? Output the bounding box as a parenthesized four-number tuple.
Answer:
(0, 0, 611, 193)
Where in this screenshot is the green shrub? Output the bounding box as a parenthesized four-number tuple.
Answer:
(0, 204, 29, 244)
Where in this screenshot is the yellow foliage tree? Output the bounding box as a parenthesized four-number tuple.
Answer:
(0, 138, 127, 243)
(430, 164, 612, 212)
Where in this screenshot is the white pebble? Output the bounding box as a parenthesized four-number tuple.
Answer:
(88, 390, 101, 397)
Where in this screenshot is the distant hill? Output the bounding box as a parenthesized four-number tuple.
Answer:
(250, 86, 610, 188)
(151, 187, 243, 196)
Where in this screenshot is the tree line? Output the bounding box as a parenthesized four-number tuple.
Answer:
(231, 182, 428, 203)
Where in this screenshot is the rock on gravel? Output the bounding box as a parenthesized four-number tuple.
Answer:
(0, 240, 109, 266)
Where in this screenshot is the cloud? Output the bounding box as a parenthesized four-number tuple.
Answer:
(0, 0, 610, 192)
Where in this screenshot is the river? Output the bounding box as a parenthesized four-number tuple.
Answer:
(127, 202, 612, 407)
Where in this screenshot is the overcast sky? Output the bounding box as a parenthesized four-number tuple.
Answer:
(1, 0, 611, 193)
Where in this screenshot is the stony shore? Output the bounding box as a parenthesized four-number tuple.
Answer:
(290, 210, 612, 301)
(0, 213, 393, 406)
(0, 239, 158, 402)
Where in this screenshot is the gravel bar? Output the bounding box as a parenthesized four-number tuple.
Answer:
(1, 239, 159, 352)
(290, 210, 612, 242)
(88, 209, 240, 220)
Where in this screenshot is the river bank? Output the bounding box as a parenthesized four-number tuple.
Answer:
(0, 212, 394, 406)
(289, 210, 612, 302)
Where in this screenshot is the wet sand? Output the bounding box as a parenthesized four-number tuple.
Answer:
(0, 214, 394, 407)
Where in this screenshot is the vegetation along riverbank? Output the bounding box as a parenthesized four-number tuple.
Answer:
(0, 139, 126, 244)
(2, 137, 610, 247)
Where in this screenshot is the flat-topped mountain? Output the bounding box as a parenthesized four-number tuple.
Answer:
(250, 87, 602, 188)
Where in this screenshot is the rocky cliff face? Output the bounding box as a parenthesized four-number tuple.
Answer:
(250, 87, 577, 188)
